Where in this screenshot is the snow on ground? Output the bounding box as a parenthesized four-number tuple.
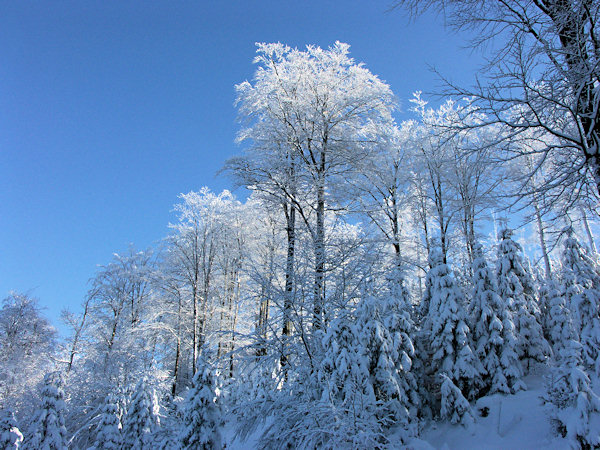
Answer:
(414, 365, 577, 450)
(416, 376, 564, 449)
(223, 365, 598, 449)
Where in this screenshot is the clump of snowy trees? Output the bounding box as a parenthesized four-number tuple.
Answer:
(2, 30, 600, 448)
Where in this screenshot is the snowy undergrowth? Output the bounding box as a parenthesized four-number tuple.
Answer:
(222, 365, 599, 449)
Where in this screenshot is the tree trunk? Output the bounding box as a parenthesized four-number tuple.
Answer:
(581, 208, 598, 255)
(534, 198, 552, 280)
(281, 200, 296, 367)
(313, 169, 325, 331)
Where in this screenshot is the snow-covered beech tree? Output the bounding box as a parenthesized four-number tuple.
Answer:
(0, 293, 57, 415)
(165, 188, 247, 381)
(561, 230, 600, 375)
(27, 372, 67, 450)
(93, 393, 121, 450)
(420, 242, 481, 410)
(496, 228, 550, 370)
(0, 408, 23, 449)
(121, 378, 159, 450)
(179, 356, 222, 450)
(234, 41, 395, 330)
(469, 244, 523, 395)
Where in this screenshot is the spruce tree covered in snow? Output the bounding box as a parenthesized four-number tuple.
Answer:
(544, 337, 600, 448)
(27, 372, 67, 450)
(421, 242, 480, 407)
(469, 244, 523, 395)
(0, 408, 23, 449)
(355, 293, 419, 437)
(121, 378, 159, 450)
(93, 392, 121, 450)
(538, 279, 555, 341)
(319, 316, 375, 421)
(317, 315, 386, 447)
(383, 270, 421, 424)
(496, 228, 550, 369)
(546, 281, 575, 358)
(562, 230, 600, 375)
(179, 356, 222, 450)
(439, 374, 474, 426)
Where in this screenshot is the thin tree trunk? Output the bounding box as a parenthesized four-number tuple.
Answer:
(534, 198, 552, 280)
(581, 208, 598, 255)
(314, 172, 325, 331)
(281, 200, 295, 367)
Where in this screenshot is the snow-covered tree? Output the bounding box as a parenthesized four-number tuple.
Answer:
(355, 294, 419, 437)
(469, 244, 523, 395)
(121, 378, 159, 450)
(0, 408, 23, 449)
(234, 41, 395, 329)
(439, 373, 474, 426)
(496, 228, 550, 369)
(27, 372, 67, 450)
(179, 356, 223, 450)
(421, 242, 481, 407)
(562, 230, 600, 375)
(93, 393, 121, 450)
(0, 293, 57, 413)
(316, 314, 385, 447)
(544, 337, 600, 448)
(545, 281, 575, 359)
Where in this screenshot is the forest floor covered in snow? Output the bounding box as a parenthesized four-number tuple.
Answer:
(223, 364, 600, 449)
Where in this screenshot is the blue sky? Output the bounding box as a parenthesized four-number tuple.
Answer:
(0, 1, 483, 330)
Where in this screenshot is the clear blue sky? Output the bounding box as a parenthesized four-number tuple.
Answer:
(0, 1, 482, 330)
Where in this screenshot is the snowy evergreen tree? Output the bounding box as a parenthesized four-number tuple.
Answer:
(546, 281, 575, 358)
(179, 356, 222, 450)
(121, 378, 159, 450)
(469, 243, 523, 395)
(0, 408, 23, 449)
(93, 392, 121, 450)
(496, 228, 550, 370)
(544, 338, 600, 448)
(27, 372, 67, 450)
(562, 230, 600, 375)
(538, 279, 556, 341)
(355, 294, 419, 437)
(383, 269, 421, 424)
(319, 316, 375, 420)
(439, 373, 474, 426)
(421, 242, 480, 408)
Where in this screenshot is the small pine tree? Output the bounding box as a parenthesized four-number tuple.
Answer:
(422, 242, 481, 410)
(93, 392, 121, 450)
(179, 357, 223, 450)
(0, 408, 23, 449)
(121, 378, 159, 450)
(27, 372, 68, 450)
(496, 228, 550, 370)
(469, 243, 523, 396)
(546, 281, 575, 359)
(317, 314, 384, 447)
(544, 338, 600, 448)
(439, 374, 474, 426)
(355, 294, 419, 437)
(562, 230, 600, 375)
